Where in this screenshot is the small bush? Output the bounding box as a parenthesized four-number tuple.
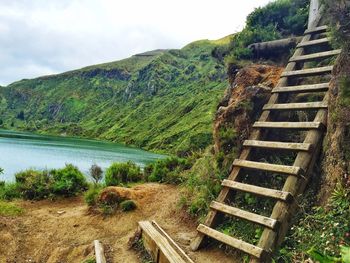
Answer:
(50, 164, 88, 196)
(89, 164, 103, 185)
(120, 200, 137, 212)
(84, 187, 101, 206)
(0, 183, 21, 200)
(9, 165, 88, 200)
(145, 157, 191, 184)
(105, 161, 141, 186)
(15, 169, 53, 199)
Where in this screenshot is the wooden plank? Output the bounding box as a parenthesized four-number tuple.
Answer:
(94, 240, 107, 263)
(263, 102, 328, 111)
(222, 180, 293, 202)
(253, 121, 323, 129)
(232, 159, 302, 176)
(308, 0, 320, 29)
(281, 66, 333, 78)
(272, 83, 329, 93)
(139, 221, 190, 263)
(196, 224, 267, 259)
(151, 221, 195, 263)
(304, 25, 328, 35)
(210, 201, 278, 229)
(297, 37, 330, 48)
(289, 49, 341, 62)
(243, 140, 312, 151)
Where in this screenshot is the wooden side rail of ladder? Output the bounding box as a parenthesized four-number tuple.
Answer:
(190, 21, 342, 263)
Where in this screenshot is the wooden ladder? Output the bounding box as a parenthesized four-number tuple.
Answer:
(190, 23, 342, 262)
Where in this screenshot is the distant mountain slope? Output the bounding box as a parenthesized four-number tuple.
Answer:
(0, 38, 230, 155)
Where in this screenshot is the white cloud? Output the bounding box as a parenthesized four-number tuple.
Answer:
(0, 0, 272, 86)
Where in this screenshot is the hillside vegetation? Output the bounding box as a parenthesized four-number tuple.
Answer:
(0, 39, 230, 155)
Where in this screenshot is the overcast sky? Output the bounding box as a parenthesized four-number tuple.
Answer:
(0, 0, 272, 86)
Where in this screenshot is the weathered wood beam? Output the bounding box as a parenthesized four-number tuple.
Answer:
(94, 240, 107, 263)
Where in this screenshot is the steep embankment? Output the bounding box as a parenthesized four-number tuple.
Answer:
(0, 39, 230, 155)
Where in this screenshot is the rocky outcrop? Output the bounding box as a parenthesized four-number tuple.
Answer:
(213, 65, 283, 155)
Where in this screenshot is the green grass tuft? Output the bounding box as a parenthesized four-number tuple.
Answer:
(0, 201, 24, 217)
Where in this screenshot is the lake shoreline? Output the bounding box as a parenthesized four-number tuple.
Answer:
(0, 129, 165, 182)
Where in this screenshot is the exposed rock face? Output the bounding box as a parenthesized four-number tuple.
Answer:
(213, 64, 283, 155)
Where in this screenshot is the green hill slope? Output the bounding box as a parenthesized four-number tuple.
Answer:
(0, 38, 230, 155)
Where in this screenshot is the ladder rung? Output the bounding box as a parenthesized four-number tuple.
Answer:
(281, 66, 333, 78)
(297, 37, 330, 48)
(210, 201, 278, 229)
(290, 49, 341, 62)
(222, 180, 293, 202)
(253, 121, 323, 129)
(243, 140, 312, 151)
(233, 159, 302, 176)
(272, 83, 329, 93)
(263, 102, 328, 111)
(304, 25, 328, 35)
(197, 224, 267, 259)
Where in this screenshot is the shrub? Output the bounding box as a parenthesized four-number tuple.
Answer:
(120, 200, 137, 212)
(145, 157, 191, 184)
(15, 169, 53, 199)
(0, 183, 21, 200)
(180, 151, 224, 218)
(89, 164, 103, 185)
(50, 164, 88, 196)
(84, 187, 101, 206)
(12, 165, 87, 200)
(226, 0, 309, 61)
(105, 161, 141, 186)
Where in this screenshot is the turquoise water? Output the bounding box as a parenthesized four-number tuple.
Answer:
(0, 129, 165, 182)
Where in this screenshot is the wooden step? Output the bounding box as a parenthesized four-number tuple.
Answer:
(297, 37, 330, 48)
(304, 25, 328, 35)
(281, 66, 333, 78)
(243, 140, 312, 151)
(210, 201, 278, 229)
(196, 224, 267, 259)
(139, 221, 194, 263)
(253, 121, 323, 129)
(263, 102, 328, 111)
(222, 180, 293, 202)
(233, 159, 302, 176)
(289, 49, 341, 62)
(272, 83, 329, 93)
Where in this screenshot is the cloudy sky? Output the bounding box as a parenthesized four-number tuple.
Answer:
(0, 0, 272, 86)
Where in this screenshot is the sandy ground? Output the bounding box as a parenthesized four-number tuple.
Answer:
(0, 183, 238, 263)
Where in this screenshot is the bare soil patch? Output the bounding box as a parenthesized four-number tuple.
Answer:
(0, 183, 237, 263)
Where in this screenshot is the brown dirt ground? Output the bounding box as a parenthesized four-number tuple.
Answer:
(0, 183, 238, 263)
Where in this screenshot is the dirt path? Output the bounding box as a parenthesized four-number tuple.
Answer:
(0, 183, 237, 263)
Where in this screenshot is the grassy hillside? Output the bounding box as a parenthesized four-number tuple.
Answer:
(0, 38, 230, 155)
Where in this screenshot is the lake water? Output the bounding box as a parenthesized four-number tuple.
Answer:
(0, 129, 165, 182)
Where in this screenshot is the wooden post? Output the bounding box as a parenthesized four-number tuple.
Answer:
(308, 0, 320, 29)
(94, 240, 107, 263)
